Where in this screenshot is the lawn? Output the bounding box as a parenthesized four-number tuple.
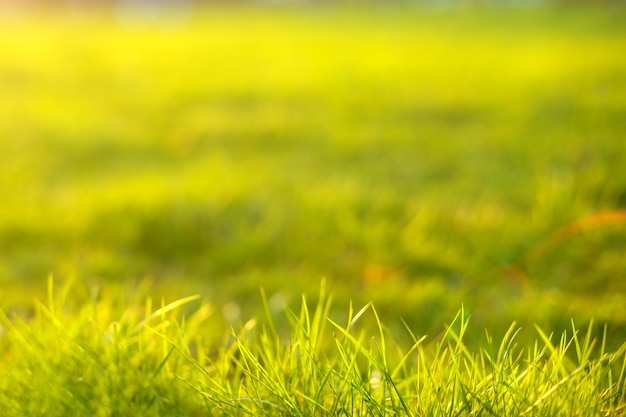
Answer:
(0, 4, 625, 415)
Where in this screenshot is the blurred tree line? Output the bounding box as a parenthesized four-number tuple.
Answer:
(1, 0, 623, 11)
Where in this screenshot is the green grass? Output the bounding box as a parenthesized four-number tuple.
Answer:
(1, 279, 624, 416)
(0, 4, 626, 414)
(1, 7, 625, 327)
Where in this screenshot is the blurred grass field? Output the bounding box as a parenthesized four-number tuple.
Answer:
(1, 5, 625, 341)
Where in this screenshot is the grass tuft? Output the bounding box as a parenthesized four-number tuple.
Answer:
(1, 282, 624, 416)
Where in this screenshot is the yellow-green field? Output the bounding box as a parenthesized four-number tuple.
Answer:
(2, 6, 625, 329)
(0, 5, 625, 415)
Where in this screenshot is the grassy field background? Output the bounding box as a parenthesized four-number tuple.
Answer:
(1, 5, 625, 344)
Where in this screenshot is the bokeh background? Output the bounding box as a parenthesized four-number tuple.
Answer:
(1, 0, 625, 344)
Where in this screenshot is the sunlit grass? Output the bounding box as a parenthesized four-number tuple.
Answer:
(1, 280, 624, 416)
(0, 6, 625, 412)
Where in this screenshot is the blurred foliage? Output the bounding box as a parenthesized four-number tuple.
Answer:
(2, 0, 625, 11)
(0, 6, 625, 342)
